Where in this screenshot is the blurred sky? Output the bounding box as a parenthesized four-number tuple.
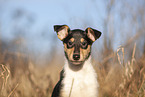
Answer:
(0, 0, 107, 53)
(0, 0, 144, 55)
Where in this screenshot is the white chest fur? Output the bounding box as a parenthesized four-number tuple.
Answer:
(61, 57, 99, 97)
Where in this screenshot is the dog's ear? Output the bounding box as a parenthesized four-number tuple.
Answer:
(54, 25, 70, 41)
(85, 27, 101, 42)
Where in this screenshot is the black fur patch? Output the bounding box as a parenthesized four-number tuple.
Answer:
(51, 70, 64, 97)
(63, 29, 93, 48)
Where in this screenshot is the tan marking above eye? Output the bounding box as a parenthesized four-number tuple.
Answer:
(70, 38, 75, 42)
(80, 38, 84, 43)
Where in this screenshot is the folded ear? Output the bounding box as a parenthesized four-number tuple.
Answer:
(54, 25, 70, 41)
(85, 27, 101, 42)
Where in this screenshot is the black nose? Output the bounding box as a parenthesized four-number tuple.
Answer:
(73, 54, 80, 60)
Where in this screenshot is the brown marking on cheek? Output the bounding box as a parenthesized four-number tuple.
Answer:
(64, 43, 74, 60)
(80, 38, 84, 43)
(70, 38, 75, 42)
(64, 43, 67, 52)
(80, 45, 91, 61)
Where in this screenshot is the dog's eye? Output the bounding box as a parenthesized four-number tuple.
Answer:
(81, 41, 88, 48)
(67, 41, 73, 48)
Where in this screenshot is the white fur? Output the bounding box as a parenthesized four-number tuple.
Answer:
(61, 57, 99, 97)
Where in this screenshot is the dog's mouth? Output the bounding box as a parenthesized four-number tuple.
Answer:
(68, 60, 84, 71)
(69, 60, 84, 65)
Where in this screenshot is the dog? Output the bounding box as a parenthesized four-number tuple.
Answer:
(51, 25, 101, 97)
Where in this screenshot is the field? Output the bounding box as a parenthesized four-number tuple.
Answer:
(1, 0, 145, 96)
(0, 41, 145, 97)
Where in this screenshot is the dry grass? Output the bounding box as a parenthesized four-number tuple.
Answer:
(0, 61, 61, 97)
(96, 43, 145, 97)
(0, 42, 145, 97)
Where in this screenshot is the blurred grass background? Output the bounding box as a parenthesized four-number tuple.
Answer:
(0, 0, 145, 97)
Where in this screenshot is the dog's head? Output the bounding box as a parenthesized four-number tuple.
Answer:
(54, 25, 101, 66)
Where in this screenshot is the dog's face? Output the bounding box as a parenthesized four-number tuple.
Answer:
(54, 25, 101, 66)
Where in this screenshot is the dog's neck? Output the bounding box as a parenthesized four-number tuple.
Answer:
(61, 56, 99, 97)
